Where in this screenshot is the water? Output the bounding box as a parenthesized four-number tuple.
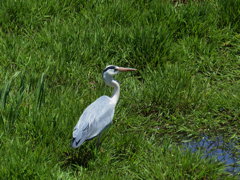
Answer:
(183, 136, 240, 175)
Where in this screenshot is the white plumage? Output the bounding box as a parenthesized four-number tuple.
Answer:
(71, 65, 136, 148)
(72, 96, 115, 148)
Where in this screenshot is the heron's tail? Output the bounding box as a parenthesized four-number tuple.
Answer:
(71, 137, 86, 148)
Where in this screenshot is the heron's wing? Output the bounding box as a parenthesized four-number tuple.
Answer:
(87, 99, 115, 139)
(72, 96, 115, 148)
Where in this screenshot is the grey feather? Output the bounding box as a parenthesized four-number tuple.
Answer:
(72, 96, 115, 148)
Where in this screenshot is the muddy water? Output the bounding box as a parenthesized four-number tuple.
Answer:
(183, 136, 240, 175)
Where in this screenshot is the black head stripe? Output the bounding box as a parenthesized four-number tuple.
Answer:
(103, 66, 116, 73)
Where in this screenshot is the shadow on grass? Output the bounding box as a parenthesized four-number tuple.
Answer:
(60, 144, 96, 169)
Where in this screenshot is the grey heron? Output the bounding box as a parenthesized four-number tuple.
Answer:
(72, 65, 137, 148)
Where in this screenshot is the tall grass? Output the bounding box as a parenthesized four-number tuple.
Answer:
(0, 0, 239, 178)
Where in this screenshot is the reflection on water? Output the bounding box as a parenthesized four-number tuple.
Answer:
(183, 136, 240, 175)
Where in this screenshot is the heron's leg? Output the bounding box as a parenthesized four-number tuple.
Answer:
(96, 133, 102, 148)
(95, 124, 112, 149)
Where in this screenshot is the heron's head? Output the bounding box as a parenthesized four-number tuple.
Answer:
(102, 65, 136, 84)
(103, 65, 136, 76)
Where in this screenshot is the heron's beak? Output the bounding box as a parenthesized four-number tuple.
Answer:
(117, 67, 137, 72)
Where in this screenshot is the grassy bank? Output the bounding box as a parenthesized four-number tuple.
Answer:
(0, 0, 239, 179)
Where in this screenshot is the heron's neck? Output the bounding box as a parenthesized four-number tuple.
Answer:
(110, 80, 120, 104)
(103, 74, 120, 104)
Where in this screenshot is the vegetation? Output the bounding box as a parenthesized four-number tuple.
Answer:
(0, 0, 239, 179)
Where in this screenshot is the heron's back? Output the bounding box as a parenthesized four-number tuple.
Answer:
(72, 96, 115, 148)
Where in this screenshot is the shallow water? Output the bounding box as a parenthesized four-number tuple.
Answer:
(183, 136, 240, 175)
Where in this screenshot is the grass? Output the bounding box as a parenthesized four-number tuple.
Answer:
(0, 0, 239, 179)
